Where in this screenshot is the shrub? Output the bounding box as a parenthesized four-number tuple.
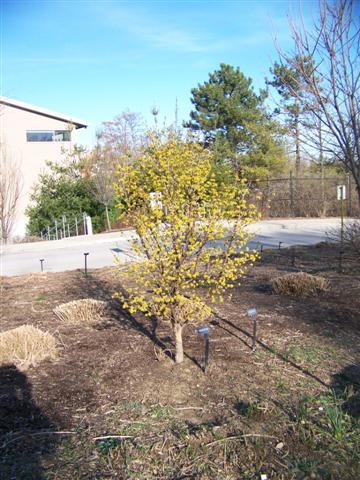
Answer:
(271, 272, 329, 296)
(0, 325, 57, 368)
(53, 299, 107, 324)
(26, 158, 107, 236)
(327, 220, 360, 256)
(115, 132, 259, 364)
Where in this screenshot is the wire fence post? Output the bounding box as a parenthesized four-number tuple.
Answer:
(47, 226, 51, 241)
(289, 171, 294, 217)
(75, 217, 79, 236)
(55, 220, 58, 240)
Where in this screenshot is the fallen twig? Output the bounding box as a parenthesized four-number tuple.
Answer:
(93, 435, 133, 441)
(206, 434, 277, 447)
(174, 406, 204, 411)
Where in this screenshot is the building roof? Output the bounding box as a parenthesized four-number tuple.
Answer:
(0, 96, 88, 129)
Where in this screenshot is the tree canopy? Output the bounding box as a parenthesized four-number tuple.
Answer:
(185, 63, 287, 178)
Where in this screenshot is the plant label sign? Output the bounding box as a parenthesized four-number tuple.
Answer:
(149, 191, 163, 210)
(197, 326, 209, 337)
(197, 325, 210, 373)
(337, 185, 346, 200)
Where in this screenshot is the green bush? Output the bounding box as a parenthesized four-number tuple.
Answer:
(26, 159, 107, 236)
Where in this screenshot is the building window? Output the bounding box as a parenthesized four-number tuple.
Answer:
(26, 130, 71, 142)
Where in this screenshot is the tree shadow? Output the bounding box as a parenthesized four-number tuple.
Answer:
(0, 364, 58, 479)
(72, 271, 202, 369)
(213, 313, 329, 388)
(331, 362, 360, 417)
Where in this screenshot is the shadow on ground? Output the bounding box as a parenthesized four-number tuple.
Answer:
(332, 362, 360, 417)
(0, 364, 58, 479)
(70, 270, 202, 369)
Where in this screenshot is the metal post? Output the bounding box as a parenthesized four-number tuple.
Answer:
(339, 186, 345, 273)
(291, 246, 296, 267)
(278, 241, 283, 250)
(40, 232, 43, 240)
(75, 217, 79, 236)
(62, 215, 66, 238)
(84, 252, 89, 276)
(55, 220, 58, 240)
(67, 224, 70, 237)
(40, 259, 44, 272)
(204, 334, 209, 374)
(247, 308, 257, 352)
(289, 171, 294, 217)
(47, 226, 50, 241)
(252, 316, 257, 351)
(83, 213, 87, 235)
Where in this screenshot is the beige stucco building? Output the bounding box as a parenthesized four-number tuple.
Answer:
(0, 97, 88, 239)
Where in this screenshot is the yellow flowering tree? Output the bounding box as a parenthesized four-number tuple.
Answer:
(115, 133, 259, 364)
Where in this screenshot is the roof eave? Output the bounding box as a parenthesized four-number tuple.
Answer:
(0, 96, 88, 129)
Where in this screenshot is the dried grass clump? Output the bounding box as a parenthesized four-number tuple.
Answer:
(271, 272, 329, 297)
(0, 325, 57, 368)
(53, 299, 108, 324)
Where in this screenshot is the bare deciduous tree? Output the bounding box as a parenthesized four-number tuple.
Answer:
(99, 111, 145, 163)
(279, 0, 360, 202)
(0, 146, 23, 243)
(88, 142, 115, 231)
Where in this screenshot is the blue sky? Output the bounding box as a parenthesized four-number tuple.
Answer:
(2, 0, 319, 146)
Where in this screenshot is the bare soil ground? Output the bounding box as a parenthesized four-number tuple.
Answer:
(0, 244, 359, 480)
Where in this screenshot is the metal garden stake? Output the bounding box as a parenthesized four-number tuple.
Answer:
(84, 252, 89, 276)
(197, 325, 210, 373)
(291, 246, 296, 267)
(247, 308, 257, 351)
(337, 185, 346, 273)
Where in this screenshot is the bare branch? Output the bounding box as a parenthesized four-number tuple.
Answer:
(0, 146, 23, 243)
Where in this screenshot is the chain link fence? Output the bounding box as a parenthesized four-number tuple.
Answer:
(250, 174, 359, 218)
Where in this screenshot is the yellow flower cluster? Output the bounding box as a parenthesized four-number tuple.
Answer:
(115, 131, 260, 328)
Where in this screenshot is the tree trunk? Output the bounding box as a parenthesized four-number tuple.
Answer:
(174, 323, 184, 364)
(318, 118, 326, 217)
(294, 114, 301, 179)
(105, 205, 111, 231)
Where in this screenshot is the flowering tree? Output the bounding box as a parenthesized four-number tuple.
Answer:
(115, 133, 259, 364)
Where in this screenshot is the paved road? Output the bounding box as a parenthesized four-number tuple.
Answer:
(1, 218, 343, 276)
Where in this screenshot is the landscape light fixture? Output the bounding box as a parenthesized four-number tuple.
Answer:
(84, 252, 90, 276)
(40, 259, 44, 272)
